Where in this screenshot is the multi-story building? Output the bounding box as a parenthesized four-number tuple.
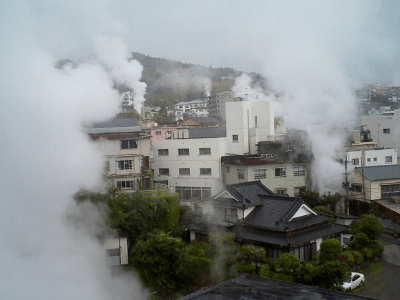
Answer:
(87, 118, 151, 192)
(173, 99, 209, 122)
(208, 91, 236, 122)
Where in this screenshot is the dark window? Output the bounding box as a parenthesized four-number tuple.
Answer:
(385, 156, 393, 163)
(237, 169, 244, 179)
(383, 128, 390, 134)
(178, 148, 189, 155)
(199, 148, 211, 155)
(116, 180, 134, 189)
(254, 169, 267, 179)
(293, 166, 305, 176)
(117, 160, 133, 170)
(159, 168, 169, 175)
(232, 135, 238, 142)
(120, 139, 138, 149)
(352, 158, 360, 165)
(158, 149, 169, 156)
(155, 131, 162, 135)
(275, 167, 286, 177)
(200, 168, 211, 175)
(276, 189, 287, 196)
(179, 168, 190, 175)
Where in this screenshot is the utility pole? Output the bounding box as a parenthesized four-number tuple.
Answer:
(341, 159, 350, 215)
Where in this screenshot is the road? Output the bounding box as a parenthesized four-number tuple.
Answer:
(355, 234, 400, 300)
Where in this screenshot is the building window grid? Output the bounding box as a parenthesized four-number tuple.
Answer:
(293, 166, 305, 176)
(179, 168, 191, 176)
(120, 139, 138, 149)
(199, 148, 211, 155)
(254, 169, 267, 179)
(117, 160, 133, 170)
(383, 128, 391, 134)
(158, 168, 170, 175)
(117, 180, 135, 189)
(385, 156, 393, 163)
(275, 167, 287, 177)
(178, 148, 190, 156)
(158, 149, 169, 156)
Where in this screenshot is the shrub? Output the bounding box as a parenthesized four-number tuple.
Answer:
(239, 245, 265, 264)
(352, 250, 364, 265)
(275, 253, 300, 274)
(320, 239, 342, 263)
(354, 232, 370, 248)
(259, 264, 274, 278)
(313, 206, 334, 216)
(237, 263, 257, 275)
(363, 247, 374, 260)
(339, 251, 355, 267)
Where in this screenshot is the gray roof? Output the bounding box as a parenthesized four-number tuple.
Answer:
(188, 126, 226, 138)
(189, 117, 219, 123)
(86, 118, 141, 134)
(356, 165, 400, 181)
(178, 274, 376, 300)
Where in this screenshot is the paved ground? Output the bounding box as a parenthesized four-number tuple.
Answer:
(354, 235, 400, 300)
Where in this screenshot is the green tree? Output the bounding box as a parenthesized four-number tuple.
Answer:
(131, 231, 188, 295)
(350, 214, 384, 241)
(312, 261, 351, 289)
(319, 238, 342, 263)
(275, 253, 300, 274)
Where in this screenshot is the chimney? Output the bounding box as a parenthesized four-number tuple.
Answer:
(354, 130, 361, 144)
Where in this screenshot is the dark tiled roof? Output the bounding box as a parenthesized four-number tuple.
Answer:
(356, 165, 400, 181)
(178, 274, 377, 300)
(189, 117, 219, 123)
(188, 126, 226, 138)
(290, 223, 347, 246)
(234, 226, 290, 246)
(90, 117, 139, 128)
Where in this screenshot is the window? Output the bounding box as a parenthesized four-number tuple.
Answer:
(367, 158, 371, 162)
(385, 156, 393, 163)
(120, 139, 138, 149)
(255, 116, 258, 128)
(158, 149, 169, 156)
(352, 158, 360, 166)
(199, 148, 211, 155)
(275, 189, 287, 196)
(374, 157, 377, 161)
(383, 128, 391, 134)
(226, 166, 230, 173)
(293, 166, 305, 176)
(294, 186, 306, 197)
(179, 168, 190, 175)
(275, 167, 286, 177)
(237, 169, 244, 179)
(175, 186, 211, 201)
(232, 135, 238, 142)
(200, 168, 211, 175)
(116, 180, 135, 189)
(178, 148, 189, 155)
(117, 160, 133, 170)
(254, 169, 267, 179)
(158, 168, 169, 175)
(155, 131, 162, 136)
(382, 184, 400, 199)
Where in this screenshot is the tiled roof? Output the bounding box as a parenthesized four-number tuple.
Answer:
(290, 223, 347, 246)
(86, 118, 141, 134)
(189, 117, 219, 123)
(188, 126, 226, 138)
(356, 165, 400, 181)
(234, 226, 290, 246)
(178, 274, 377, 300)
(376, 200, 400, 215)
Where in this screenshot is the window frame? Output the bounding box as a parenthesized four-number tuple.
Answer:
(116, 180, 135, 189)
(178, 148, 190, 156)
(385, 156, 393, 163)
(199, 148, 211, 155)
(120, 139, 138, 149)
(200, 168, 212, 175)
(383, 128, 391, 134)
(116, 160, 134, 170)
(293, 165, 305, 176)
(274, 167, 287, 177)
(158, 168, 170, 175)
(232, 134, 239, 142)
(179, 168, 191, 176)
(254, 168, 267, 179)
(158, 149, 169, 156)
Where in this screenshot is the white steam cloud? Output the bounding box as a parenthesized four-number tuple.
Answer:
(94, 36, 147, 113)
(0, 2, 147, 300)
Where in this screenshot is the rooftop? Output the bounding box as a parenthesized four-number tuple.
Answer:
(356, 165, 400, 181)
(86, 118, 141, 134)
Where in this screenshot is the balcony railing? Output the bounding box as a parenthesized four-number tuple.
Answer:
(294, 170, 305, 176)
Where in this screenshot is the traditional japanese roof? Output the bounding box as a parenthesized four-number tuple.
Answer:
(86, 118, 141, 134)
(189, 117, 219, 124)
(242, 196, 322, 230)
(212, 181, 274, 208)
(178, 274, 376, 300)
(356, 165, 400, 181)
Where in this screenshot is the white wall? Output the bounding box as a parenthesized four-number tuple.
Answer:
(346, 148, 397, 167)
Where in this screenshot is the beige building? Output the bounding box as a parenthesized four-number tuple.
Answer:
(221, 156, 310, 197)
(87, 118, 151, 192)
(348, 165, 400, 201)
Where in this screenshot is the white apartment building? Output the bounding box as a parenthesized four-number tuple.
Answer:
(361, 109, 400, 156)
(173, 99, 209, 122)
(226, 101, 275, 155)
(153, 127, 226, 203)
(153, 100, 276, 202)
(346, 148, 397, 167)
(87, 118, 151, 192)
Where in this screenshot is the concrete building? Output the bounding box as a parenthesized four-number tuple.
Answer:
(348, 164, 400, 201)
(173, 99, 209, 122)
(153, 127, 227, 203)
(361, 109, 400, 157)
(208, 91, 236, 122)
(346, 148, 397, 167)
(87, 118, 151, 192)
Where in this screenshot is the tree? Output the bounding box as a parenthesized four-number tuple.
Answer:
(350, 214, 384, 242)
(319, 238, 342, 263)
(312, 261, 351, 289)
(131, 231, 189, 295)
(275, 253, 300, 274)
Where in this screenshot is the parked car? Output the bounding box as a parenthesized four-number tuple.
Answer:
(341, 272, 365, 290)
(342, 234, 355, 249)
